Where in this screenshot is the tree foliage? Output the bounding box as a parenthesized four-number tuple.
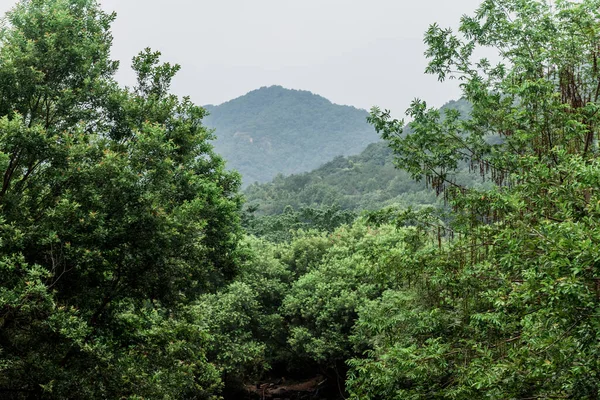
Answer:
(0, 1, 241, 398)
(356, 0, 600, 398)
(3, 0, 600, 399)
(243, 204, 357, 243)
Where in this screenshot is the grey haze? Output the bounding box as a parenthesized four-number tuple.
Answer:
(0, 0, 483, 113)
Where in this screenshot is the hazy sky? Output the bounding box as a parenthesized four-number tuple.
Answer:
(0, 0, 484, 114)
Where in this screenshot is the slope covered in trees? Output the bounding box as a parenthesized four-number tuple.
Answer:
(244, 141, 436, 214)
(243, 99, 472, 216)
(203, 86, 380, 186)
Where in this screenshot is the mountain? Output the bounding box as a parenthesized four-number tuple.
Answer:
(203, 86, 380, 186)
(243, 99, 476, 216)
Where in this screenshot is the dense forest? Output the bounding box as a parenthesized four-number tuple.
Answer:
(1, 0, 600, 399)
(203, 86, 380, 186)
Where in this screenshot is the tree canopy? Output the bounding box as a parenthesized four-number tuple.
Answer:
(359, 0, 600, 397)
(0, 0, 241, 398)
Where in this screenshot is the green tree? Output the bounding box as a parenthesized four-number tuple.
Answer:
(192, 236, 294, 395)
(243, 204, 357, 242)
(353, 0, 600, 398)
(0, 1, 241, 398)
(281, 222, 417, 388)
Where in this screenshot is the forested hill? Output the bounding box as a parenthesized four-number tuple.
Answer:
(244, 141, 436, 214)
(244, 99, 473, 215)
(203, 86, 380, 185)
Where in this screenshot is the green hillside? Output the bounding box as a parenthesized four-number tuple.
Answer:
(203, 86, 380, 186)
(244, 141, 435, 214)
(244, 99, 475, 215)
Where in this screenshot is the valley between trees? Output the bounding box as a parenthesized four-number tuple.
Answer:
(1, 0, 600, 399)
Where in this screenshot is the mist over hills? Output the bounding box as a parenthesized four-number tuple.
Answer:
(203, 86, 380, 186)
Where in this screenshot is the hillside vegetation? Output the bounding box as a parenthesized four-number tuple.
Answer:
(204, 86, 380, 186)
(244, 99, 473, 216)
(244, 141, 435, 213)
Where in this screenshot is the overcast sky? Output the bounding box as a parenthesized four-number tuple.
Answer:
(1, 0, 484, 114)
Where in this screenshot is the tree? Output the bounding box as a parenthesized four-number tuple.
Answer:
(0, 1, 241, 398)
(355, 0, 600, 398)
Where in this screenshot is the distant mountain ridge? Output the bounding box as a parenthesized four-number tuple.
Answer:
(203, 86, 380, 186)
